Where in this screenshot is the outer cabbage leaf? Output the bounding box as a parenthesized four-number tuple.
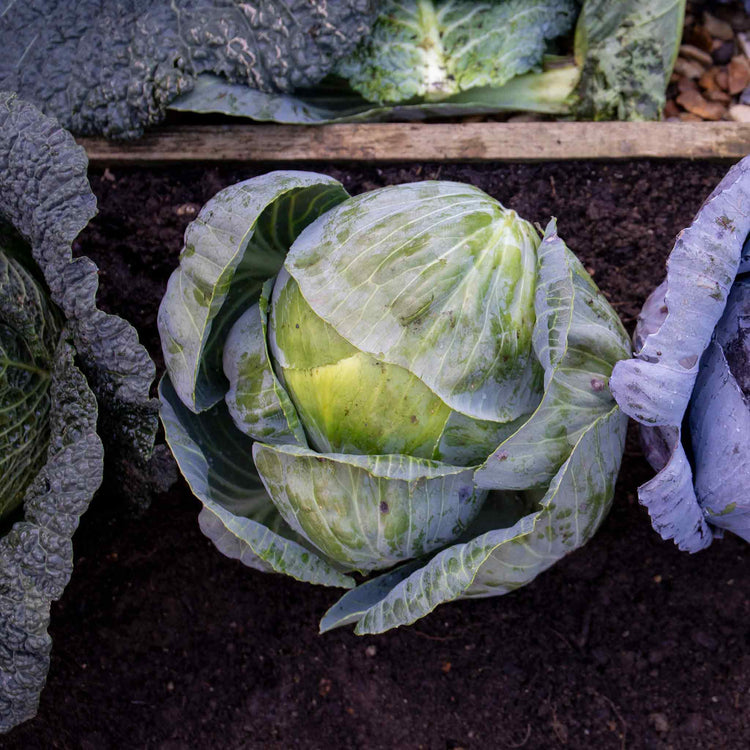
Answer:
(335, 0, 576, 103)
(322, 220, 629, 632)
(158, 171, 349, 413)
(326, 404, 625, 634)
(0, 91, 158, 496)
(170, 67, 580, 123)
(689, 333, 749, 541)
(0, 337, 103, 732)
(573, 0, 685, 120)
(253, 442, 486, 573)
(0, 0, 377, 139)
(159, 376, 353, 589)
(0, 92, 157, 732)
(286, 181, 542, 423)
(611, 156, 750, 552)
(475, 221, 629, 489)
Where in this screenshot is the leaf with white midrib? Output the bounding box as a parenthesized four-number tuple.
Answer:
(345, 405, 626, 634)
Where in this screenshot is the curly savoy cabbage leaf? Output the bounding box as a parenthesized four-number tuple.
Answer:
(0, 337, 102, 733)
(0, 0, 377, 138)
(0, 91, 157, 731)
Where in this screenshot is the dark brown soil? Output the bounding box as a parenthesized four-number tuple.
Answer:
(5, 161, 749, 750)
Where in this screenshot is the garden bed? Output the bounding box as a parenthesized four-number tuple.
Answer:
(6, 160, 749, 749)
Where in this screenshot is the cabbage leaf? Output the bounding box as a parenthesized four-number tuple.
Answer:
(171, 0, 685, 123)
(0, 0, 377, 138)
(0, 92, 157, 731)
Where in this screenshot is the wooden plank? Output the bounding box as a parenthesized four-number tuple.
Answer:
(78, 122, 750, 164)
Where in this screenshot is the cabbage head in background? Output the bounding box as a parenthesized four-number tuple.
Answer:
(611, 157, 750, 552)
(158, 171, 631, 634)
(0, 93, 158, 731)
(172, 0, 685, 124)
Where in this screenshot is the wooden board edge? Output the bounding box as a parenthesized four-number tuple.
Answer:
(78, 122, 750, 165)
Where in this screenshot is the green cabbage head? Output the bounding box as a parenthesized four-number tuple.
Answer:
(158, 171, 631, 633)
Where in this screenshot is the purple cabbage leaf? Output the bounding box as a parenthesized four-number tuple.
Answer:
(610, 157, 750, 552)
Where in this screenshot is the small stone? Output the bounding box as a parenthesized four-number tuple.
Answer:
(680, 44, 714, 66)
(365, 645, 377, 657)
(728, 56, 750, 94)
(674, 57, 706, 79)
(649, 713, 670, 734)
(716, 68, 730, 90)
(741, 85, 750, 105)
(713, 39, 735, 66)
(705, 89, 731, 104)
(698, 67, 720, 91)
(175, 203, 199, 217)
(703, 12, 735, 42)
(729, 104, 750, 122)
(677, 76, 699, 93)
(676, 89, 726, 120)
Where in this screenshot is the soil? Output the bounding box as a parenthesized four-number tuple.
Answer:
(4, 160, 749, 750)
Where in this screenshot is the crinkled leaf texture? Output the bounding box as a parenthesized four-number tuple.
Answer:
(0, 92, 157, 731)
(0, 0, 377, 138)
(0, 91, 158, 485)
(611, 156, 750, 551)
(0, 247, 61, 519)
(0, 338, 103, 732)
